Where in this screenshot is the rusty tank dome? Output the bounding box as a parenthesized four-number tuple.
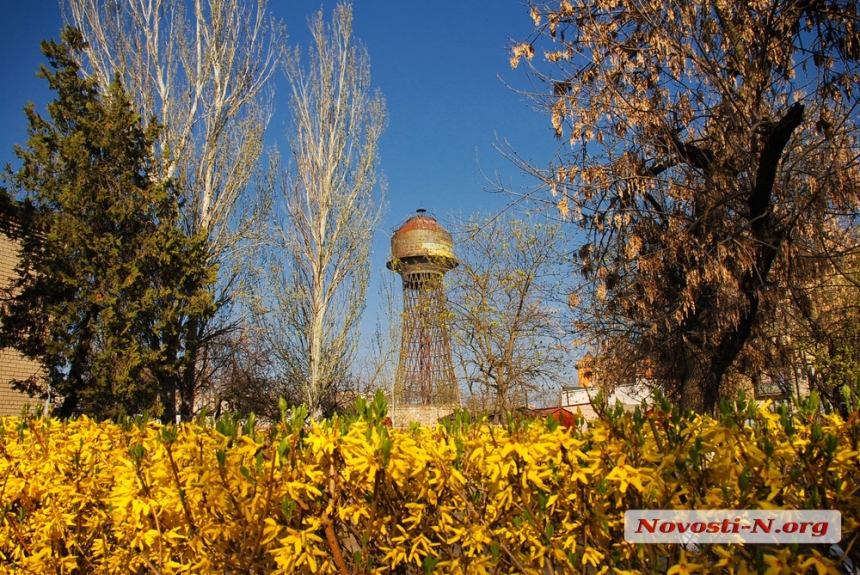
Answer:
(387, 209, 458, 274)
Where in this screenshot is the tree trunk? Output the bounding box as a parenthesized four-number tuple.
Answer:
(179, 356, 197, 421)
(678, 105, 804, 414)
(56, 393, 79, 419)
(678, 350, 707, 413)
(161, 376, 177, 423)
(178, 317, 202, 421)
(679, 290, 760, 415)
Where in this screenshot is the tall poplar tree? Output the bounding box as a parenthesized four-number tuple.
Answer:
(258, 3, 386, 418)
(0, 28, 216, 419)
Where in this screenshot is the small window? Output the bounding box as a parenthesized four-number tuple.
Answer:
(754, 375, 788, 400)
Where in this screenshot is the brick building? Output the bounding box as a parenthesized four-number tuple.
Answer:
(0, 215, 41, 416)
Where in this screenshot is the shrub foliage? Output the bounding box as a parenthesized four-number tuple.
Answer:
(0, 394, 858, 573)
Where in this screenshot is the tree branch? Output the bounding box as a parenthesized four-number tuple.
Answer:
(749, 102, 805, 233)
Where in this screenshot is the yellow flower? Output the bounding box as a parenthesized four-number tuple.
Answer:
(667, 550, 704, 575)
(763, 549, 793, 575)
(582, 546, 604, 568)
(605, 464, 645, 493)
(799, 554, 835, 575)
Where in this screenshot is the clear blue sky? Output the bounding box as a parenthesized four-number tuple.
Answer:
(0, 0, 565, 358)
(1, 0, 559, 228)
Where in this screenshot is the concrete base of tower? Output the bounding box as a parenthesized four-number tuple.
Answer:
(389, 404, 460, 428)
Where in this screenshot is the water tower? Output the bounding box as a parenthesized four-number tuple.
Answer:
(387, 209, 459, 406)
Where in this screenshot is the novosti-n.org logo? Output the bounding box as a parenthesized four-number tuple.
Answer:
(624, 510, 841, 544)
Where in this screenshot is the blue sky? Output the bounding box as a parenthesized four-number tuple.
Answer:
(0, 0, 565, 358)
(1, 0, 559, 227)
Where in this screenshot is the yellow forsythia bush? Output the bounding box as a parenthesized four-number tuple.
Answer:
(0, 393, 858, 574)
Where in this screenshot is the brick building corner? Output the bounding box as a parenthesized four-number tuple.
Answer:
(0, 215, 42, 416)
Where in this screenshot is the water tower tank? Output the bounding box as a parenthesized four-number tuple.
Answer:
(386, 209, 458, 275)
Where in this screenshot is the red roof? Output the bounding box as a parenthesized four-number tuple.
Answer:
(395, 215, 449, 235)
(528, 407, 578, 429)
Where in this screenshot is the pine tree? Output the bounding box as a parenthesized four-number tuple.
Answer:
(0, 27, 216, 419)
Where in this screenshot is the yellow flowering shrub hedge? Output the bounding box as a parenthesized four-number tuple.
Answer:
(0, 393, 858, 574)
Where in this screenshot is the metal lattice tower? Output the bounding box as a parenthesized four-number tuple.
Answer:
(387, 209, 459, 405)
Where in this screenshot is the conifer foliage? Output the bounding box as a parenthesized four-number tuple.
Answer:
(0, 28, 216, 419)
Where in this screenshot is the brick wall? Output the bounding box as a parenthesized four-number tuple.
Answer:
(0, 228, 41, 417)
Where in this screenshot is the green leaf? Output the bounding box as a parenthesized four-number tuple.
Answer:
(421, 556, 440, 574)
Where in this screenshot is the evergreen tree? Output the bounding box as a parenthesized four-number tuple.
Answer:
(0, 27, 216, 419)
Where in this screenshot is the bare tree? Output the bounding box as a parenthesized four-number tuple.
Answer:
(507, 0, 860, 413)
(63, 0, 281, 256)
(258, 3, 386, 418)
(210, 323, 301, 422)
(62, 0, 284, 419)
(449, 215, 572, 414)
